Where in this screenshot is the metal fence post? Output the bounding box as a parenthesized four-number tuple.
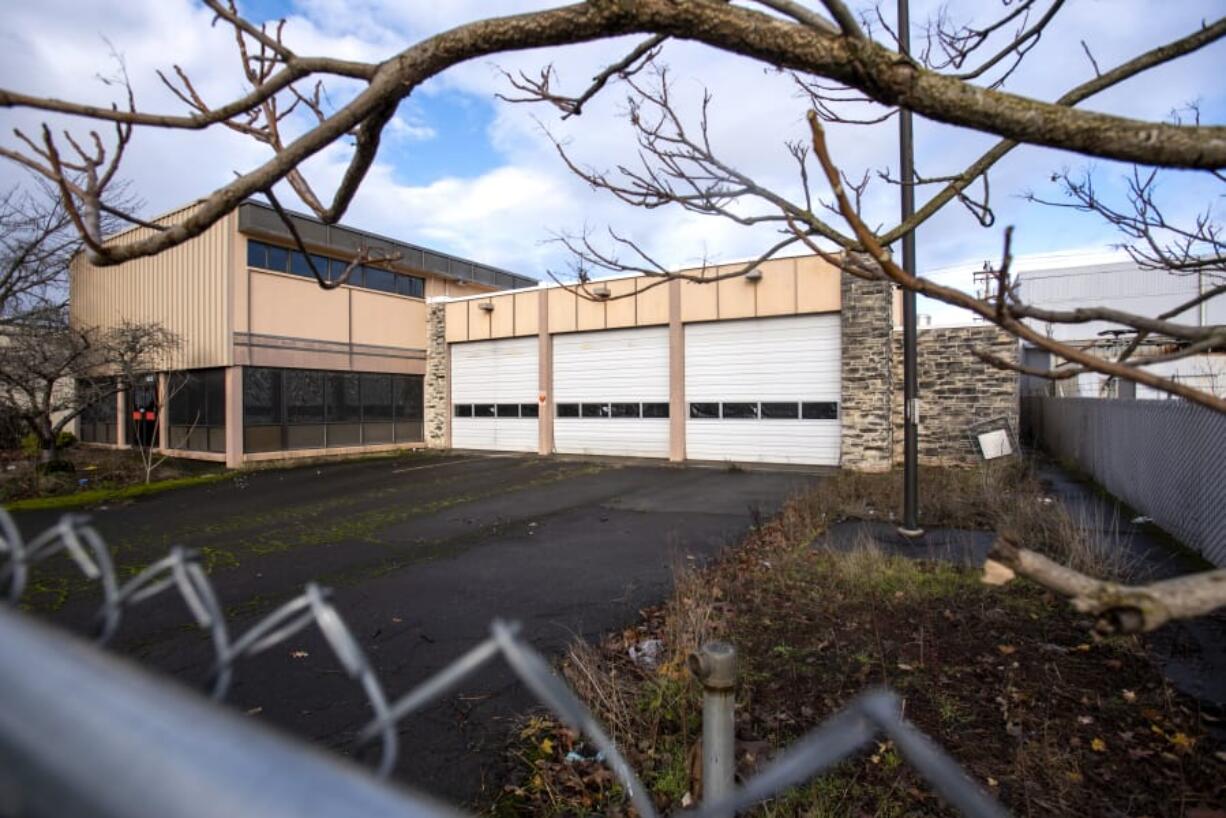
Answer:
(689, 640, 736, 813)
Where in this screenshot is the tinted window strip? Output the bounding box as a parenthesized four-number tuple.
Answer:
(246, 240, 425, 299)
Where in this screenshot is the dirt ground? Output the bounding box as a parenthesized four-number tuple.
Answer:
(495, 464, 1226, 817)
(0, 444, 226, 504)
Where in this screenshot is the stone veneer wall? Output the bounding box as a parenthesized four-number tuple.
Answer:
(891, 325, 1018, 466)
(424, 303, 448, 448)
(839, 272, 895, 471)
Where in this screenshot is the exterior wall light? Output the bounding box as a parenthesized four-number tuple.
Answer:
(478, 301, 494, 312)
(592, 285, 612, 299)
(744, 269, 763, 282)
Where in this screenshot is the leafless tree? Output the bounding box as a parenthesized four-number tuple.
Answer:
(0, 315, 179, 467)
(0, 1, 1223, 618)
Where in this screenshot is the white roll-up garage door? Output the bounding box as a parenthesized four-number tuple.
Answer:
(553, 326, 670, 458)
(685, 314, 840, 465)
(451, 337, 538, 452)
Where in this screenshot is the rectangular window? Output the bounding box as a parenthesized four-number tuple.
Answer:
(642, 402, 669, 418)
(309, 254, 329, 279)
(329, 258, 350, 283)
(473, 404, 496, 418)
(722, 402, 759, 419)
(246, 240, 266, 269)
(556, 403, 580, 418)
(496, 404, 520, 418)
(581, 403, 610, 418)
(761, 402, 799, 419)
(285, 370, 325, 423)
(519, 403, 539, 418)
(363, 266, 397, 293)
(326, 373, 361, 422)
(361, 374, 393, 422)
(396, 274, 425, 298)
(689, 402, 719, 419)
(289, 251, 312, 278)
(266, 244, 289, 273)
(802, 401, 839, 420)
(610, 402, 640, 418)
(243, 367, 282, 425)
(455, 404, 473, 418)
(394, 375, 423, 421)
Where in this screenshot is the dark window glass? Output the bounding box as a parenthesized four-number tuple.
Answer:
(203, 369, 225, 427)
(168, 373, 192, 425)
(761, 402, 799, 419)
(473, 404, 495, 417)
(722, 402, 759, 419)
(306, 254, 328, 279)
(285, 370, 325, 423)
(455, 404, 473, 418)
(289, 251, 312, 278)
(396, 275, 425, 298)
(326, 373, 361, 422)
(394, 376, 423, 421)
(802, 401, 839, 420)
(642, 402, 669, 418)
(611, 402, 640, 418)
(689, 402, 720, 419)
(246, 241, 266, 269)
(496, 404, 520, 418)
(556, 403, 579, 418)
(361, 374, 393, 422)
(266, 245, 289, 273)
(519, 403, 539, 418)
(243, 368, 282, 425)
(329, 258, 349, 282)
(364, 266, 397, 293)
(581, 403, 610, 418)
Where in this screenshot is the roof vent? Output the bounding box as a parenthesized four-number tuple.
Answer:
(478, 301, 494, 312)
(744, 268, 763, 282)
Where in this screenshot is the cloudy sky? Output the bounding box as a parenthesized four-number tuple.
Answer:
(0, 0, 1222, 320)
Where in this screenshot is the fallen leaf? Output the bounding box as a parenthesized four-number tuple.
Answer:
(997, 645, 1017, 656)
(982, 559, 1015, 586)
(539, 738, 554, 755)
(1122, 689, 1137, 703)
(1077, 716, 1094, 725)
(1075, 643, 1092, 653)
(1169, 732, 1196, 751)
(897, 662, 915, 672)
(986, 777, 999, 787)
(290, 650, 308, 659)
(1091, 737, 1107, 753)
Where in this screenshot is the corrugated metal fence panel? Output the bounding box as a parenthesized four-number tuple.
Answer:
(1027, 397, 1226, 567)
(553, 327, 670, 458)
(685, 314, 841, 465)
(70, 204, 232, 370)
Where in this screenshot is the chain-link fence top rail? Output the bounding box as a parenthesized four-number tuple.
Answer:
(0, 508, 1008, 818)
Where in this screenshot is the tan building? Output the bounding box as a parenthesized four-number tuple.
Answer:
(72, 199, 1018, 471)
(70, 201, 535, 467)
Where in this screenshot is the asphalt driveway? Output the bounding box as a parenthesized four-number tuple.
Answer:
(11, 452, 825, 805)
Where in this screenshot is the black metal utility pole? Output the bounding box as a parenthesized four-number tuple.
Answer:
(898, 0, 922, 538)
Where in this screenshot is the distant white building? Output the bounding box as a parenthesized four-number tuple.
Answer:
(1010, 252, 1224, 399)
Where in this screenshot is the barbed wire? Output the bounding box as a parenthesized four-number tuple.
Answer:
(0, 507, 1008, 818)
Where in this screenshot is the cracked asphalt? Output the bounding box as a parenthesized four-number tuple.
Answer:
(12, 451, 826, 805)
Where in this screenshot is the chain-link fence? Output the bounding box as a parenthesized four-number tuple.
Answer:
(1024, 396, 1226, 567)
(0, 508, 1008, 818)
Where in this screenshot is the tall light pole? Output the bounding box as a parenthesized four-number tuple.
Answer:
(898, 0, 923, 538)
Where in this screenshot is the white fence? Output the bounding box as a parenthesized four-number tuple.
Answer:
(1025, 397, 1226, 567)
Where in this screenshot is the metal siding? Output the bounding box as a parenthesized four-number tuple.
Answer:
(450, 337, 538, 452)
(685, 314, 841, 465)
(553, 327, 670, 457)
(70, 205, 231, 371)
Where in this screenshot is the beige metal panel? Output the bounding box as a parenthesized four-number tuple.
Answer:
(755, 258, 798, 317)
(576, 286, 605, 331)
(892, 286, 903, 328)
(717, 264, 756, 319)
(680, 277, 718, 323)
(467, 300, 493, 340)
(351, 290, 426, 349)
(547, 287, 577, 334)
(349, 354, 427, 375)
(636, 279, 670, 325)
(513, 291, 539, 337)
(444, 301, 469, 343)
(70, 204, 233, 370)
(604, 278, 638, 328)
(249, 271, 349, 343)
(796, 255, 841, 313)
(490, 292, 516, 337)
